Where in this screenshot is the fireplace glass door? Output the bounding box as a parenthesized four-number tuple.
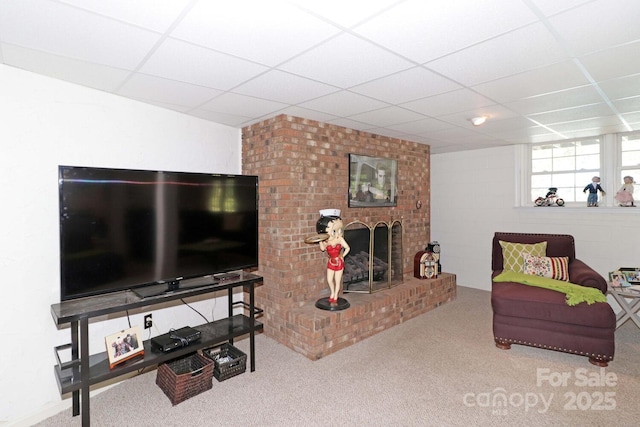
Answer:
(343, 220, 403, 293)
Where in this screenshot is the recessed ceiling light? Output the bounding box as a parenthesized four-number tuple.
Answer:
(470, 116, 488, 126)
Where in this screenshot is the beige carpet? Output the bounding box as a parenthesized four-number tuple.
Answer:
(38, 286, 640, 427)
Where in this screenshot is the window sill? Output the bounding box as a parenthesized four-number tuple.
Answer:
(516, 206, 639, 214)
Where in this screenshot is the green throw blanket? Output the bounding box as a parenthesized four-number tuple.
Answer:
(493, 271, 607, 306)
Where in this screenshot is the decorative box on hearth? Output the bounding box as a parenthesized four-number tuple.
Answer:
(414, 251, 438, 279)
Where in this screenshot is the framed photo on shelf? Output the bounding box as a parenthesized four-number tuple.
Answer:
(105, 326, 144, 369)
(348, 154, 398, 207)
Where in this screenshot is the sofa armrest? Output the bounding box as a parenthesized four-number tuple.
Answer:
(569, 259, 607, 294)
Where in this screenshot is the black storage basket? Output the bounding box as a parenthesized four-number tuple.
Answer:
(204, 343, 247, 382)
(156, 352, 214, 405)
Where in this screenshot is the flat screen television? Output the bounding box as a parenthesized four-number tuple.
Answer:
(58, 166, 259, 301)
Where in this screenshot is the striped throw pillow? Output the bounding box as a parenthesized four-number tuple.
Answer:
(523, 254, 570, 281)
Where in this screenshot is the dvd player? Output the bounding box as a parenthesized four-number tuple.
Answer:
(151, 326, 202, 353)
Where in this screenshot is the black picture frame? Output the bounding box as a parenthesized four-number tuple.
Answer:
(348, 154, 398, 207)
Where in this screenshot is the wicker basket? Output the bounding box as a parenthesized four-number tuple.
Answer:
(204, 343, 247, 382)
(156, 353, 214, 405)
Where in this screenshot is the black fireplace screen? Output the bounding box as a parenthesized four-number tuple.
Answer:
(343, 220, 403, 293)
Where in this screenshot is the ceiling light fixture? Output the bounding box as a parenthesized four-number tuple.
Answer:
(470, 116, 488, 126)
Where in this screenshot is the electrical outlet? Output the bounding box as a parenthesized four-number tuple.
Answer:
(144, 314, 152, 329)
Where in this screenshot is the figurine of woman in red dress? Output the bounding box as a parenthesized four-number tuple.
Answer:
(317, 215, 350, 303)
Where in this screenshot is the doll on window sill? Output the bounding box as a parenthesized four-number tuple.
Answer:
(583, 176, 606, 207)
(615, 176, 635, 207)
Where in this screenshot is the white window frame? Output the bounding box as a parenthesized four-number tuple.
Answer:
(519, 132, 640, 208)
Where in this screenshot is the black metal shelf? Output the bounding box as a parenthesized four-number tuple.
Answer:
(54, 314, 263, 394)
(51, 273, 263, 426)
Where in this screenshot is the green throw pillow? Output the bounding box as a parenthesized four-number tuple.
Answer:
(499, 240, 547, 272)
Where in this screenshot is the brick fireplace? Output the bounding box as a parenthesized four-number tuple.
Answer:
(242, 115, 456, 360)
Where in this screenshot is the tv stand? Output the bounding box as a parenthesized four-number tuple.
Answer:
(51, 272, 263, 427)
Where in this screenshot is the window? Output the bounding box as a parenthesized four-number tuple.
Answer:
(620, 134, 640, 185)
(524, 131, 640, 207)
(530, 138, 601, 204)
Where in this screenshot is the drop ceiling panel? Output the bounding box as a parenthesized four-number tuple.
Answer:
(117, 73, 223, 108)
(612, 96, 640, 114)
(58, 0, 192, 32)
(1, 0, 640, 155)
(349, 66, 462, 104)
(472, 61, 590, 103)
(353, 0, 538, 64)
(199, 92, 287, 118)
(279, 33, 414, 88)
(401, 89, 495, 117)
(298, 90, 389, 117)
(171, 1, 340, 66)
(140, 38, 269, 90)
(579, 41, 640, 82)
(0, 0, 161, 70)
(233, 70, 340, 105)
(426, 23, 571, 87)
(1, 43, 131, 92)
(347, 106, 426, 127)
(549, 0, 640, 56)
(599, 74, 640, 100)
(503, 85, 602, 115)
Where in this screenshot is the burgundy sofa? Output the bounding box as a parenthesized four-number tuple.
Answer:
(491, 232, 615, 366)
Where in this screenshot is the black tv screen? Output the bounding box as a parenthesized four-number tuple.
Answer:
(58, 166, 258, 301)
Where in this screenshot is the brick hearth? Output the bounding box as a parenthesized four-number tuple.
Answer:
(242, 115, 456, 359)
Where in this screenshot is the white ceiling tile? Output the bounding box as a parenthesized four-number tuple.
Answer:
(599, 74, 640, 100)
(233, 70, 340, 104)
(528, 103, 616, 125)
(547, 115, 628, 132)
(349, 66, 461, 104)
(387, 118, 454, 134)
(472, 61, 589, 102)
(353, 0, 537, 63)
(549, 0, 640, 55)
(117, 73, 223, 108)
(528, 0, 593, 16)
(140, 38, 268, 90)
(1, 43, 130, 92)
(503, 85, 602, 115)
(298, 91, 388, 117)
(401, 89, 495, 117)
(293, 0, 401, 28)
(0, 0, 160, 69)
(612, 96, 640, 114)
(426, 23, 570, 86)
(325, 117, 377, 131)
(364, 127, 414, 140)
(59, 0, 192, 32)
(279, 33, 413, 88)
(200, 93, 287, 118)
(1, 0, 638, 153)
(275, 107, 339, 124)
(171, 0, 339, 66)
(579, 41, 640, 82)
(437, 105, 520, 128)
(347, 106, 425, 127)
(190, 108, 254, 127)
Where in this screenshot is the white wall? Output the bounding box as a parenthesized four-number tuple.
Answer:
(431, 145, 640, 290)
(0, 65, 242, 424)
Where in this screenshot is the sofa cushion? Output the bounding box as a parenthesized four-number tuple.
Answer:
(499, 240, 547, 272)
(491, 281, 614, 327)
(523, 254, 569, 281)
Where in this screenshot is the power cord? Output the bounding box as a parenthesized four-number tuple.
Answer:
(180, 298, 210, 323)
